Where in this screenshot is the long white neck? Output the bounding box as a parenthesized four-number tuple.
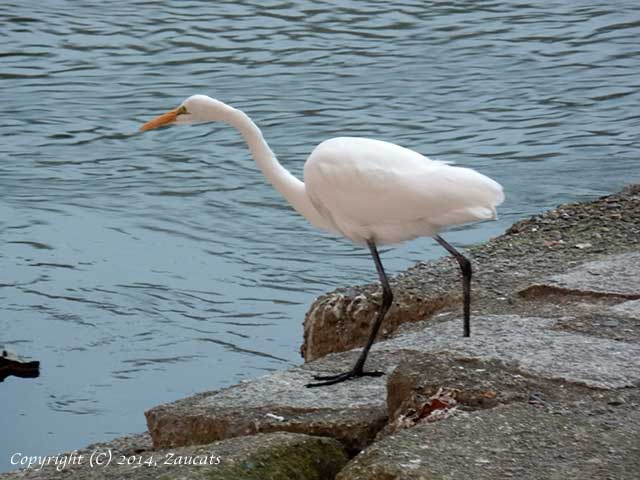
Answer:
(218, 105, 333, 232)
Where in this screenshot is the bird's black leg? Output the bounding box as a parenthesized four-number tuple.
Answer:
(434, 235, 472, 337)
(306, 240, 392, 388)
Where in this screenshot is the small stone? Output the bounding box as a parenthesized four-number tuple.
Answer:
(529, 392, 547, 406)
(599, 319, 619, 328)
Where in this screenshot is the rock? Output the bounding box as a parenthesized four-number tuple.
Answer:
(0, 348, 40, 382)
(0, 432, 348, 480)
(337, 403, 640, 480)
(378, 315, 640, 389)
(145, 360, 392, 452)
(385, 354, 522, 427)
(520, 252, 640, 299)
(145, 313, 639, 456)
(301, 288, 453, 361)
(610, 299, 640, 319)
(382, 351, 637, 438)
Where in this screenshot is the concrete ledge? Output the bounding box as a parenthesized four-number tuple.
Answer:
(379, 314, 640, 389)
(520, 252, 640, 299)
(145, 364, 390, 452)
(337, 403, 640, 480)
(0, 432, 348, 480)
(144, 311, 640, 456)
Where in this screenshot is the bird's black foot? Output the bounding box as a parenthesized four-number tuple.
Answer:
(305, 369, 384, 388)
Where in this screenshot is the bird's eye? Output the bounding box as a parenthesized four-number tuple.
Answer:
(176, 105, 188, 115)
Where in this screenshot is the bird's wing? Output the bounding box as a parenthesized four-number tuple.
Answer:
(304, 137, 504, 244)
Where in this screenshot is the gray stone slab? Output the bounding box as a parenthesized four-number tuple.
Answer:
(379, 315, 640, 389)
(611, 299, 640, 319)
(145, 363, 391, 451)
(337, 403, 640, 480)
(145, 313, 640, 454)
(521, 252, 640, 298)
(0, 432, 347, 480)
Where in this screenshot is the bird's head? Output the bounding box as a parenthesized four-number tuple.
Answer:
(140, 95, 232, 132)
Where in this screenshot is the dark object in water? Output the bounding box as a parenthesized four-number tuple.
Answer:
(0, 349, 40, 382)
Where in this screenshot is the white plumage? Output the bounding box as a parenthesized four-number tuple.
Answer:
(304, 137, 504, 245)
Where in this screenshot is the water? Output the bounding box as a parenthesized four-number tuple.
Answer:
(1, 0, 639, 471)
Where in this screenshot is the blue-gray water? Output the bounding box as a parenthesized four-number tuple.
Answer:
(1, 0, 639, 472)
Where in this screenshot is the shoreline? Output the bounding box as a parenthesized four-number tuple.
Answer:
(3, 184, 639, 479)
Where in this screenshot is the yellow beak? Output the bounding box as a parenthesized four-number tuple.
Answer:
(140, 109, 179, 132)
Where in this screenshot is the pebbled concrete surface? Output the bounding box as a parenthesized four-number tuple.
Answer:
(0, 432, 348, 480)
(610, 298, 640, 319)
(144, 311, 640, 454)
(378, 314, 640, 389)
(521, 252, 640, 299)
(144, 360, 391, 452)
(337, 403, 640, 480)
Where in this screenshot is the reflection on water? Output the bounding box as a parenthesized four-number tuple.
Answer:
(1, 0, 639, 471)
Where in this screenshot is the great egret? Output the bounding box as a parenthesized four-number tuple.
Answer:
(140, 95, 504, 387)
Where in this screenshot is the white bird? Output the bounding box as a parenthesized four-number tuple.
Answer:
(140, 95, 504, 387)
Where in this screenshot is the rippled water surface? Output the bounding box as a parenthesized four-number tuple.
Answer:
(2, 0, 639, 471)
